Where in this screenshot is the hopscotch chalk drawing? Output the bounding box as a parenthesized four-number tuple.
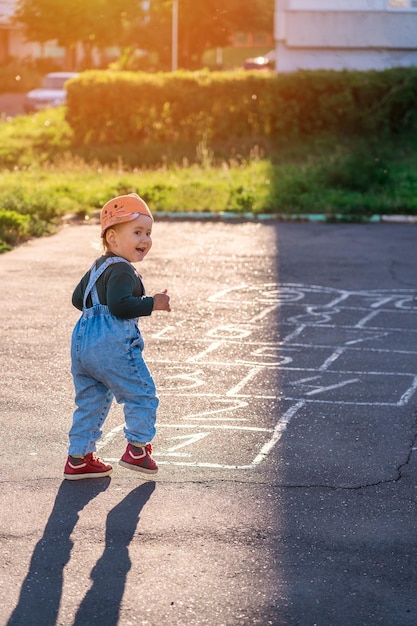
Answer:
(99, 284, 417, 470)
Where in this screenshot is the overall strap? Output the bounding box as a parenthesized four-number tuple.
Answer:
(83, 256, 132, 308)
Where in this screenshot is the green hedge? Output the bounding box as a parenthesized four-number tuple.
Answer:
(0, 209, 30, 250)
(66, 67, 417, 145)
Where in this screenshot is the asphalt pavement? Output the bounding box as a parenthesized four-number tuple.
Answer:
(1, 219, 417, 626)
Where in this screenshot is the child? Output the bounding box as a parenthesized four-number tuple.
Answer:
(64, 193, 171, 480)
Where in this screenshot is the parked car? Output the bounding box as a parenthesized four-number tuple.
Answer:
(24, 72, 79, 113)
(243, 50, 275, 71)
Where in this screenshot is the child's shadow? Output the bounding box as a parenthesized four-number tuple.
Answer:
(73, 481, 156, 626)
(7, 479, 155, 626)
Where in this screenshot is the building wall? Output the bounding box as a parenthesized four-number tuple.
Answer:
(274, 0, 417, 72)
(6, 28, 36, 58)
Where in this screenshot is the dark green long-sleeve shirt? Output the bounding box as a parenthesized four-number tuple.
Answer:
(72, 254, 154, 319)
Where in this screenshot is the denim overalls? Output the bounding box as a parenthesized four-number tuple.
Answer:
(69, 256, 158, 457)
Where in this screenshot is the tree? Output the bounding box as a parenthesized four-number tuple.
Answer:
(14, 0, 274, 71)
(14, 0, 62, 46)
(141, 0, 274, 70)
(14, 0, 147, 70)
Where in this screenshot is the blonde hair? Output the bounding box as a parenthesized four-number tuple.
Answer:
(101, 227, 114, 252)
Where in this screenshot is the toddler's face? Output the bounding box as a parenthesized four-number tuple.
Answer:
(106, 214, 153, 262)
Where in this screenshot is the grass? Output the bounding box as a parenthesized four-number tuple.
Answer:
(0, 105, 417, 251)
(0, 156, 271, 213)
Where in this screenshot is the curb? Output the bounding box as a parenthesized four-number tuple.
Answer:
(66, 212, 417, 225)
(154, 212, 417, 224)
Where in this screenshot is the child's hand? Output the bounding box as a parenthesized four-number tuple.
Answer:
(152, 289, 171, 312)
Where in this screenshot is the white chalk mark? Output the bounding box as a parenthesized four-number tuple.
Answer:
(226, 366, 265, 396)
(370, 296, 396, 309)
(159, 369, 205, 390)
(283, 397, 409, 407)
(183, 398, 248, 421)
(291, 375, 359, 396)
(164, 432, 209, 452)
(96, 424, 124, 451)
(158, 424, 273, 432)
(207, 325, 252, 339)
(304, 379, 360, 396)
(250, 401, 305, 466)
(249, 304, 280, 323)
(156, 452, 191, 457)
(324, 293, 350, 308)
(354, 310, 380, 328)
(208, 284, 248, 302)
(318, 347, 346, 371)
(151, 325, 177, 339)
(152, 455, 253, 470)
(345, 332, 389, 346)
(395, 297, 417, 310)
(281, 325, 306, 344)
(398, 376, 417, 406)
(98, 283, 417, 470)
(187, 341, 224, 363)
(238, 348, 293, 366)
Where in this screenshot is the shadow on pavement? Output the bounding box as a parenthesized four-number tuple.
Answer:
(272, 225, 417, 624)
(7, 479, 155, 626)
(72, 481, 156, 626)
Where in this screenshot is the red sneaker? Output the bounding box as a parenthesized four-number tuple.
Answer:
(119, 443, 158, 474)
(64, 453, 113, 480)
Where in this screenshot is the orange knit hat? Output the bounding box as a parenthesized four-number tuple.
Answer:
(100, 193, 153, 236)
